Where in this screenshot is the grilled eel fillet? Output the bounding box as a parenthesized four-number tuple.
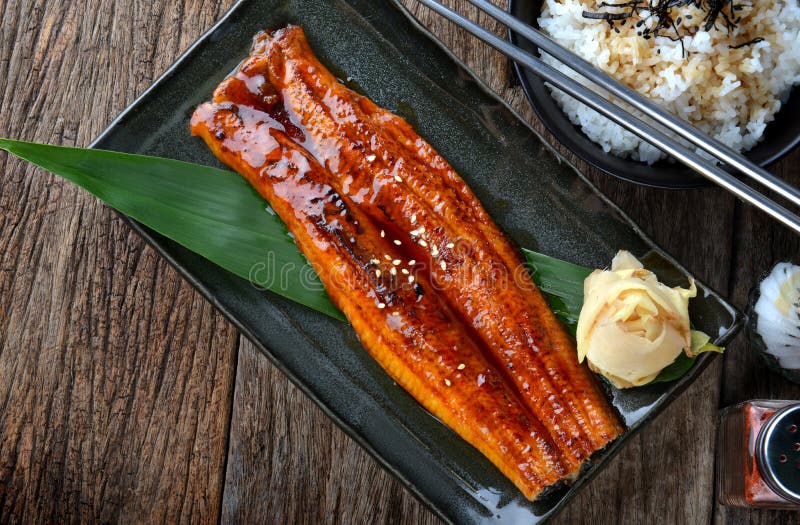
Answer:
(191, 25, 623, 499)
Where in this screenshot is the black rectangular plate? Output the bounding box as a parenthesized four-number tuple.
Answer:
(91, 0, 743, 522)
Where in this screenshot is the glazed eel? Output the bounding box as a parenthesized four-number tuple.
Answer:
(191, 25, 623, 500)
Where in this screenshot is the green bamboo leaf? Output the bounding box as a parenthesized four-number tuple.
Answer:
(523, 249, 591, 332)
(0, 138, 715, 385)
(0, 138, 344, 320)
(650, 353, 696, 384)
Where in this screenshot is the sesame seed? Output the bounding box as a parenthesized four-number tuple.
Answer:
(446, 242, 455, 249)
(394, 175, 403, 183)
(390, 267, 397, 276)
(408, 275, 415, 283)
(457, 363, 466, 370)
(384, 254, 392, 261)
(418, 227, 426, 234)
(408, 260, 416, 266)
(444, 379, 451, 386)
(410, 228, 420, 236)
(371, 258, 380, 265)
(392, 259, 401, 266)
(366, 154, 376, 162)
(393, 239, 401, 246)
(431, 246, 439, 257)
(375, 270, 382, 277)
(440, 261, 447, 271)
(378, 302, 386, 309)
(380, 230, 385, 238)
(401, 268, 409, 275)
(419, 240, 428, 247)
(392, 311, 400, 316)
(410, 214, 417, 224)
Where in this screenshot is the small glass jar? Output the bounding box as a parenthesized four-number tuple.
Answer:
(717, 400, 800, 509)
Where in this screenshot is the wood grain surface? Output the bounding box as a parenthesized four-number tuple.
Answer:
(0, 0, 798, 523)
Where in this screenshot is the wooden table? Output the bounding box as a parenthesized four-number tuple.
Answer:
(1, 0, 798, 523)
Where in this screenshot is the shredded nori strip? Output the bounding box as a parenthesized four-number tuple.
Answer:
(729, 37, 764, 49)
(581, 10, 631, 20)
(581, 0, 757, 57)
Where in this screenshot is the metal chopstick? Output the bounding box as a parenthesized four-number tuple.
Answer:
(413, 0, 800, 234)
(465, 0, 800, 209)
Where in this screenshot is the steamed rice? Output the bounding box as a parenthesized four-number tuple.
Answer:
(538, 0, 800, 164)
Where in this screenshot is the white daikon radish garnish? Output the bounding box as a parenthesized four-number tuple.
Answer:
(755, 263, 800, 370)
